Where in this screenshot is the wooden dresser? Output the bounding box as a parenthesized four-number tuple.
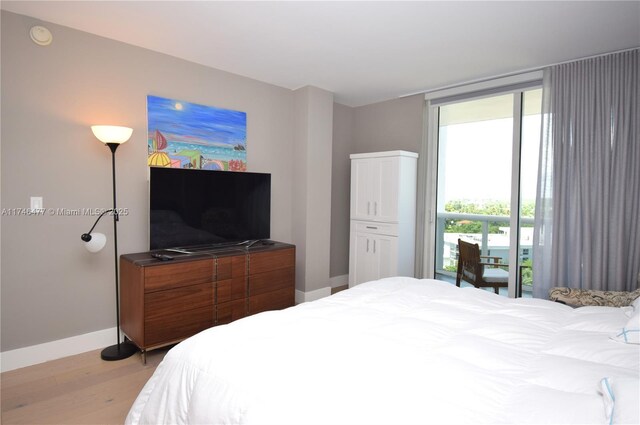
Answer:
(120, 242, 295, 361)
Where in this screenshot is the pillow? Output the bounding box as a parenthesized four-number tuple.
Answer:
(600, 377, 640, 425)
(610, 310, 640, 344)
(632, 295, 640, 312)
(549, 287, 640, 307)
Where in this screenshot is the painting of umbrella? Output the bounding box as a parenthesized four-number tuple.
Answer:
(147, 95, 247, 171)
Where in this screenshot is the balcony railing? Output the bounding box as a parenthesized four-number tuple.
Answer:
(435, 211, 534, 275)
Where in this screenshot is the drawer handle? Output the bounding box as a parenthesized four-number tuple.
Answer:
(366, 226, 378, 229)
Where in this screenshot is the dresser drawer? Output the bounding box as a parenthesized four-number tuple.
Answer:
(217, 277, 247, 303)
(249, 267, 294, 297)
(217, 298, 247, 325)
(144, 282, 214, 320)
(249, 248, 294, 275)
(144, 305, 214, 347)
(144, 259, 214, 292)
(249, 287, 295, 315)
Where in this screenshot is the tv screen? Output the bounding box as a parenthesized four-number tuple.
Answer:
(149, 167, 271, 251)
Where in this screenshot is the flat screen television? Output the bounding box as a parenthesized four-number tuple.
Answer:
(149, 167, 271, 251)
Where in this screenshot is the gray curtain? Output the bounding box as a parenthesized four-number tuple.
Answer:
(533, 49, 640, 299)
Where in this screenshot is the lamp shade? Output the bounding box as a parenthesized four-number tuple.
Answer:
(91, 125, 133, 145)
(84, 232, 107, 253)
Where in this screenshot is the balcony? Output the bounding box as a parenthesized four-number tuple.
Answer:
(435, 212, 534, 297)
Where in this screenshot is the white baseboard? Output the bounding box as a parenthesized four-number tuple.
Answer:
(1, 327, 116, 373)
(329, 274, 348, 288)
(294, 275, 348, 304)
(295, 286, 332, 304)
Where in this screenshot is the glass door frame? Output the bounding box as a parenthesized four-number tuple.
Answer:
(420, 76, 542, 298)
(508, 93, 523, 298)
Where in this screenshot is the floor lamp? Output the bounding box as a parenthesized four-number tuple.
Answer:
(81, 125, 137, 361)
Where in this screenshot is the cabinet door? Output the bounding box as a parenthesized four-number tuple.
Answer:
(372, 234, 399, 280)
(350, 159, 373, 220)
(349, 232, 378, 287)
(349, 232, 400, 287)
(373, 157, 400, 222)
(351, 157, 400, 222)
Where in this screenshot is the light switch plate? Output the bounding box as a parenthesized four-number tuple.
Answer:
(30, 196, 43, 211)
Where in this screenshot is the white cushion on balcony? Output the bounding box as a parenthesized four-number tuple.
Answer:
(482, 267, 508, 283)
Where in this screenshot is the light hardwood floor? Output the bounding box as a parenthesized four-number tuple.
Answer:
(1, 348, 167, 424)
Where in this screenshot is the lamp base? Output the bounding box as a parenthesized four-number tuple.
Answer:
(100, 341, 138, 361)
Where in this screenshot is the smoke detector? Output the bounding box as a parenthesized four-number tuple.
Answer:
(30, 26, 53, 46)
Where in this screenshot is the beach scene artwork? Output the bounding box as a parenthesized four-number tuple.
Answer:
(147, 95, 247, 171)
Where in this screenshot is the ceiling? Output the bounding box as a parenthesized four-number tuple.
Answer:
(2, 1, 639, 107)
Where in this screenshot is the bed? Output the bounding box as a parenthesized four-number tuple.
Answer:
(126, 277, 640, 425)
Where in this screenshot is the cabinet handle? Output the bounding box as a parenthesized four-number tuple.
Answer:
(366, 239, 370, 253)
(367, 201, 371, 215)
(366, 226, 378, 229)
(374, 202, 378, 215)
(373, 239, 376, 253)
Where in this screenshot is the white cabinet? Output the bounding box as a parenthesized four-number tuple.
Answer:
(349, 151, 418, 287)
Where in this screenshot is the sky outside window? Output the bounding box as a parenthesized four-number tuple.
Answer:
(438, 90, 542, 207)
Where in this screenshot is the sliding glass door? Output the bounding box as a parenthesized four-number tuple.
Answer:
(433, 88, 541, 297)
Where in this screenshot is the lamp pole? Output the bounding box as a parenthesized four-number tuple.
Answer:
(99, 142, 137, 361)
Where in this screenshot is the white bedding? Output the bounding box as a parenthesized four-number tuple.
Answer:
(126, 278, 640, 425)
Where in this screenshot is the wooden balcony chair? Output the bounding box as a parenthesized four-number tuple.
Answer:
(456, 239, 508, 294)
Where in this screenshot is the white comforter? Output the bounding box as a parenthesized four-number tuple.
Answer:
(126, 278, 639, 425)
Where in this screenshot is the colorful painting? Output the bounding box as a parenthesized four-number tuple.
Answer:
(147, 95, 247, 171)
